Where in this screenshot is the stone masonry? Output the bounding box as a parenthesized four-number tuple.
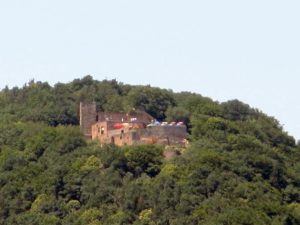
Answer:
(80, 102, 188, 146)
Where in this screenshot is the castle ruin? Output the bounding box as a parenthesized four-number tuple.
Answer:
(80, 102, 188, 146)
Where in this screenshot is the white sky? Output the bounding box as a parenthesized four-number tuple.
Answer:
(0, 0, 299, 140)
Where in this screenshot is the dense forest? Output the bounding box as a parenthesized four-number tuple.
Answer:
(0, 75, 300, 225)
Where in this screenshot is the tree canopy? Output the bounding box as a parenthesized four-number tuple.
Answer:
(0, 76, 299, 225)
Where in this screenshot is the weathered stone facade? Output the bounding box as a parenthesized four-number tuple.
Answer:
(80, 102, 97, 138)
(80, 102, 188, 146)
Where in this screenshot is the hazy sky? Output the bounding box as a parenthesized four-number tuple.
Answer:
(0, 1, 299, 140)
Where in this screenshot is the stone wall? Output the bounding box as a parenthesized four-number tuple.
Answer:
(81, 101, 188, 146)
(134, 126, 188, 146)
(92, 121, 146, 145)
(80, 102, 97, 138)
(96, 111, 153, 123)
(91, 121, 188, 146)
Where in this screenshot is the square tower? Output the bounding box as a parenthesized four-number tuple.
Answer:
(80, 102, 97, 138)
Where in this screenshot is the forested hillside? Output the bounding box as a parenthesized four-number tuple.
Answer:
(0, 76, 300, 225)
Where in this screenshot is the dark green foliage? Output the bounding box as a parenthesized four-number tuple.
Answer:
(222, 99, 258, 121)
(124, 145, 163, 177)
(126, 86, 176, 120)
(0, 76, 299, 224)
(165, 106, 190, 129)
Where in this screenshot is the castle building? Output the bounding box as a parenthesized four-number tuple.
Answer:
(80, 102, 188, 146)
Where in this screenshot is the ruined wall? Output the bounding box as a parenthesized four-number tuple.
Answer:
(92, 121, 188, 146)
(112, 132, 133, 146)
(97, 111, 153, 123)
(87, 106, 188, 146)
(92, 121, 109, 142)
(97, 112, 128, 122)
(134, 126, 188, 146)
(92, 121, 145, 145)
(80, 102, 97, 138)
(80, 101, 154, 139)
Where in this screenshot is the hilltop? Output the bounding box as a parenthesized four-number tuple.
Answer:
(0, 76, 299, 225)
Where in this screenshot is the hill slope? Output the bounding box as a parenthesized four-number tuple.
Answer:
(0, 76, 299, 225)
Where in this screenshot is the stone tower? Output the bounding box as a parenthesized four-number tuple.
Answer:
(80, 102, 97, 138)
